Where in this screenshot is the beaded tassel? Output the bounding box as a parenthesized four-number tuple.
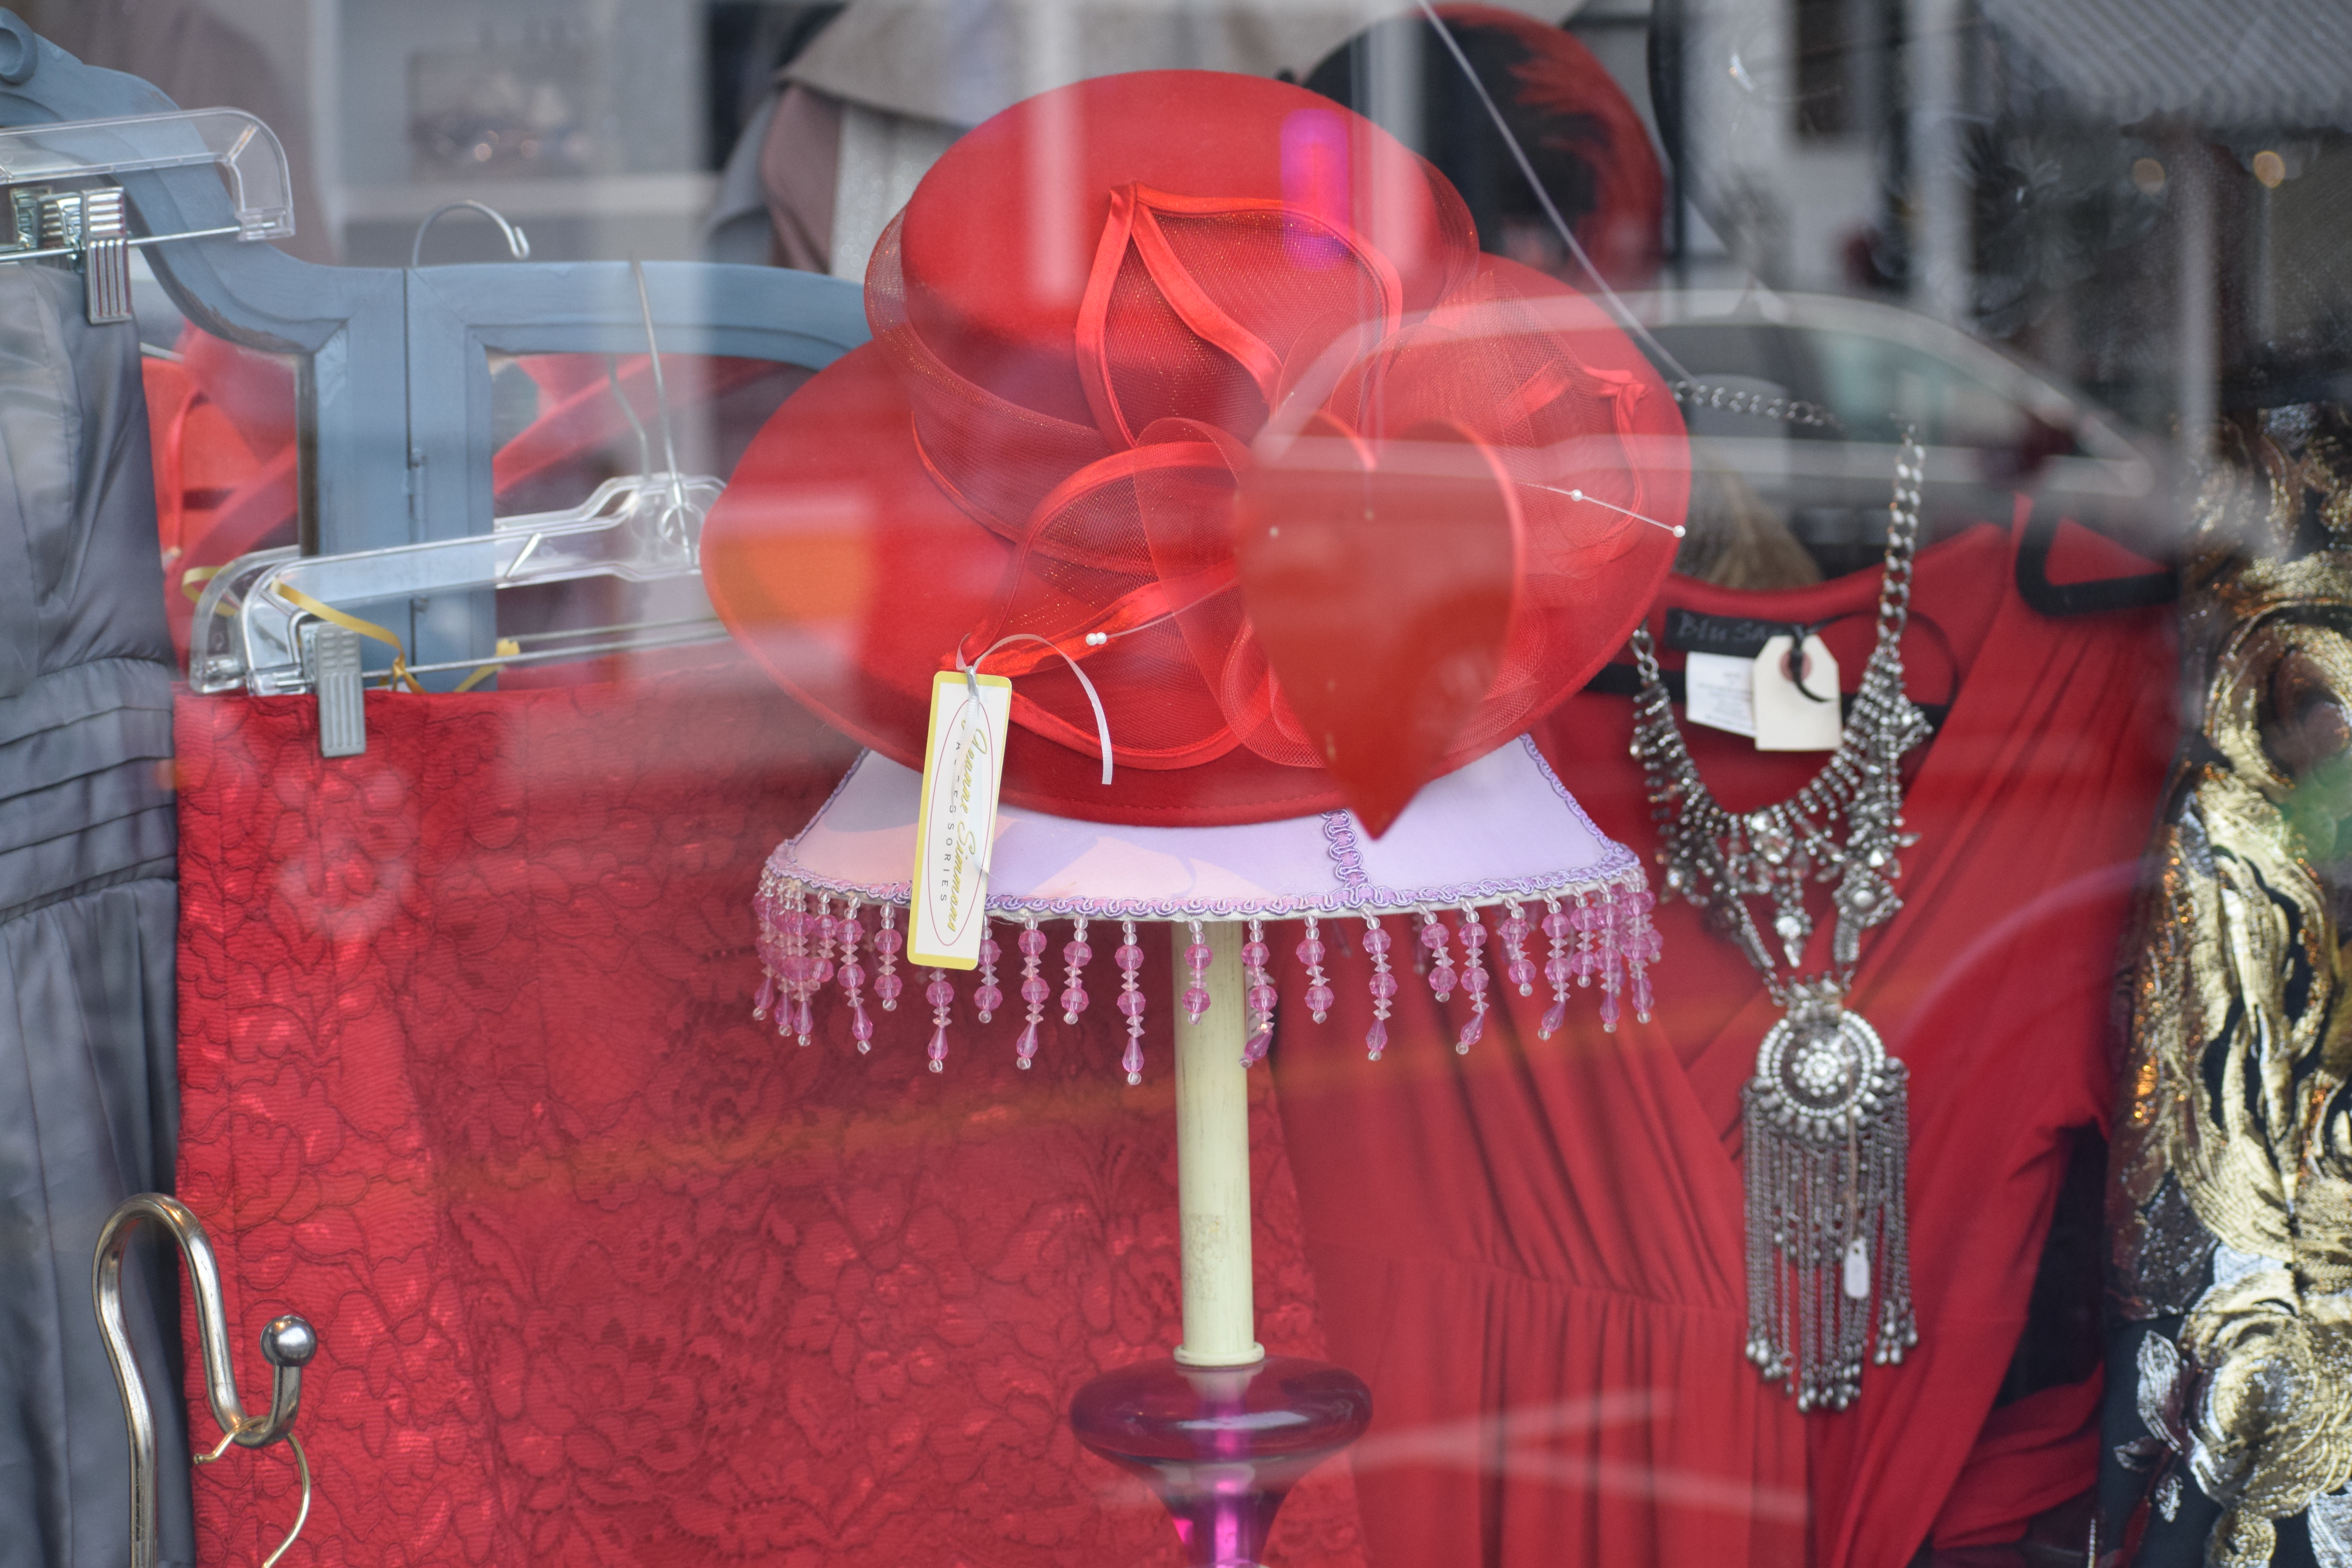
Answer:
(1597, 890, 1624, 1034)
(1241, 918, 1275, 1065)
(1016, 918, 1047, 1068)
(839, 898, 874, 1052)
(925, 969, 953, 1072)
(764, 882, 791, 1036)
(1539, 895, 1571, 1040)
(803, 895, 836, 1044)
(1061, 917, 1092, 1024)
(1622, 887, 1659, 1024)
(1361, 916, 1395, 1059)
(1456, 906, 1489, 1054)
(1744, 1050, 1916, 1410)
(751, 879, 774, 985)
(1298, 915, 1333, 1023)
(1571, 893, 1598, 987)
(1182, 920, 1212, 1024)
(1499, 902, 1536, 997)
(874, 903, 904, 1011)
(973, 923, 1004, 1024)
(751, 877, 779, 1019)
(1115, 919, 1145, 1084)
(784, 884, 811, 1045)
(1421, 911, 1456, 1001)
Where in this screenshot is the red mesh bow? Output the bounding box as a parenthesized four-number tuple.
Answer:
(870, 177, 1677, 827)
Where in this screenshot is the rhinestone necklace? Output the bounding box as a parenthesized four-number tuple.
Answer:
(1628, 430, 1930, 1411)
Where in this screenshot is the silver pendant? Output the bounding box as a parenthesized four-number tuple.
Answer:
(1742, 984, 1917, 1411)
(1634, 432, 1932, 1414)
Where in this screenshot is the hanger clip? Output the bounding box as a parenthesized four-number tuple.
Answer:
(303, 622, 367, 758)
(0, 183, 136, 323)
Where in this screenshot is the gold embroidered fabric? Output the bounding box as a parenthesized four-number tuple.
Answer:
(2113, 410, 2352, 1566)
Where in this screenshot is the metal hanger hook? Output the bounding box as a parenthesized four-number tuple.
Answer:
(410, 200, 532, 268)
(194, 1423, 312, 1568)
(93, 1194, 320, 1568)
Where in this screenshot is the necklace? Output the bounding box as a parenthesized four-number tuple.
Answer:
(1628, 431, 1931, 1412)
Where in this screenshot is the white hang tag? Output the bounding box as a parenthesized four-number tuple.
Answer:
(1842, 1237, 1871, 1300)
(907, 670, 1013, 970)
(1753, 633, 1842, 752)
(1683, 651, 1758, 737)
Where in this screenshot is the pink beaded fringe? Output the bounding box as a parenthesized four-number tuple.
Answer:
(752, 874, 1660, 1080)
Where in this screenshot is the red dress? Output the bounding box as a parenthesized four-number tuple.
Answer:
(173, 659, 1368, 1567)
(1270, 515, 2177, 1566)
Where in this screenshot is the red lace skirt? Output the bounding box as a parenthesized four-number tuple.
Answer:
(172, 662, 1367, 1566)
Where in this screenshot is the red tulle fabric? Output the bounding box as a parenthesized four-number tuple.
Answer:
(864, 187, 1681, 779)
(172, 662, 1367, 1567)
(1269, 512, 2178, 1566)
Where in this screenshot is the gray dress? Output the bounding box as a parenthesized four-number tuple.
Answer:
(0, 263, 192, 1568)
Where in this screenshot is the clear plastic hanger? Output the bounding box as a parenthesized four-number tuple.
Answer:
(191, 470, 724, 696)
(189, 258, 730, 753)
(0, 106, 293, 322)
(187, 467, 724, 697)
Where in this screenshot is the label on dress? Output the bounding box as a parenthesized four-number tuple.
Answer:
(1684, 651, 1758, 737)
(908, 670, 1012, 970)
(1754, 633, 1842, 751)
(1664, 608, 1784, 659)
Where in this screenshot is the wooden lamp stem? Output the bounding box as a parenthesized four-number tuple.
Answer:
(1069, 919, 1370, 1568)
(1172, 920, 1263, 1367)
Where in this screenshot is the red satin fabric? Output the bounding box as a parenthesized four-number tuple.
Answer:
(173, 661, 1368, 1567)
(1270, 514, 2177, 1565)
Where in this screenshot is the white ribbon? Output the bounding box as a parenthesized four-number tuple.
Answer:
(956, 633, 1116, 786)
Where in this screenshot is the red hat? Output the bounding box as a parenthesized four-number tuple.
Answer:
(704, 69, 1686, 833)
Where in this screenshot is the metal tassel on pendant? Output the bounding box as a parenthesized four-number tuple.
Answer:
(1741, 984, 1918, 1412)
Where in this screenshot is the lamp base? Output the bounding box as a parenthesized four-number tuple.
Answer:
(1070, 1355, 1372, 1568)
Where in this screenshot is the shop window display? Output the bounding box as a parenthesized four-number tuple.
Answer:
(0, 2, 2344, 1566)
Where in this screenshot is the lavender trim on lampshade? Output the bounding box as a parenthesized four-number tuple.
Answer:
(1321, 813, 1370, 888)
(762, 859, 1643, 924)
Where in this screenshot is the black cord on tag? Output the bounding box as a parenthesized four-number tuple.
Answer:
(1781, 622, 1834, 705)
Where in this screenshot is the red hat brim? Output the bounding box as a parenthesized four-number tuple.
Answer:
(706, 257, 1687, 828)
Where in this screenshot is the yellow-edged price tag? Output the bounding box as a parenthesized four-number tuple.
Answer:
(907, 670, 1013, 969)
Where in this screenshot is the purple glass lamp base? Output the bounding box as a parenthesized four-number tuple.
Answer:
(1071, 1355, 1372, 1568)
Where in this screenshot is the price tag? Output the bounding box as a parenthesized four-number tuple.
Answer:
(907, 670, 1013, 969)
(1684, 650, 1757, 737)
(1753, 633, 1842, 751)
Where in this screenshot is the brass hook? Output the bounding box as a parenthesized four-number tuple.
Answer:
(92, 1194, 319, 1568)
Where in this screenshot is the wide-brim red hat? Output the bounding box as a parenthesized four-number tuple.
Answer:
(704, 69, 1687, 831)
